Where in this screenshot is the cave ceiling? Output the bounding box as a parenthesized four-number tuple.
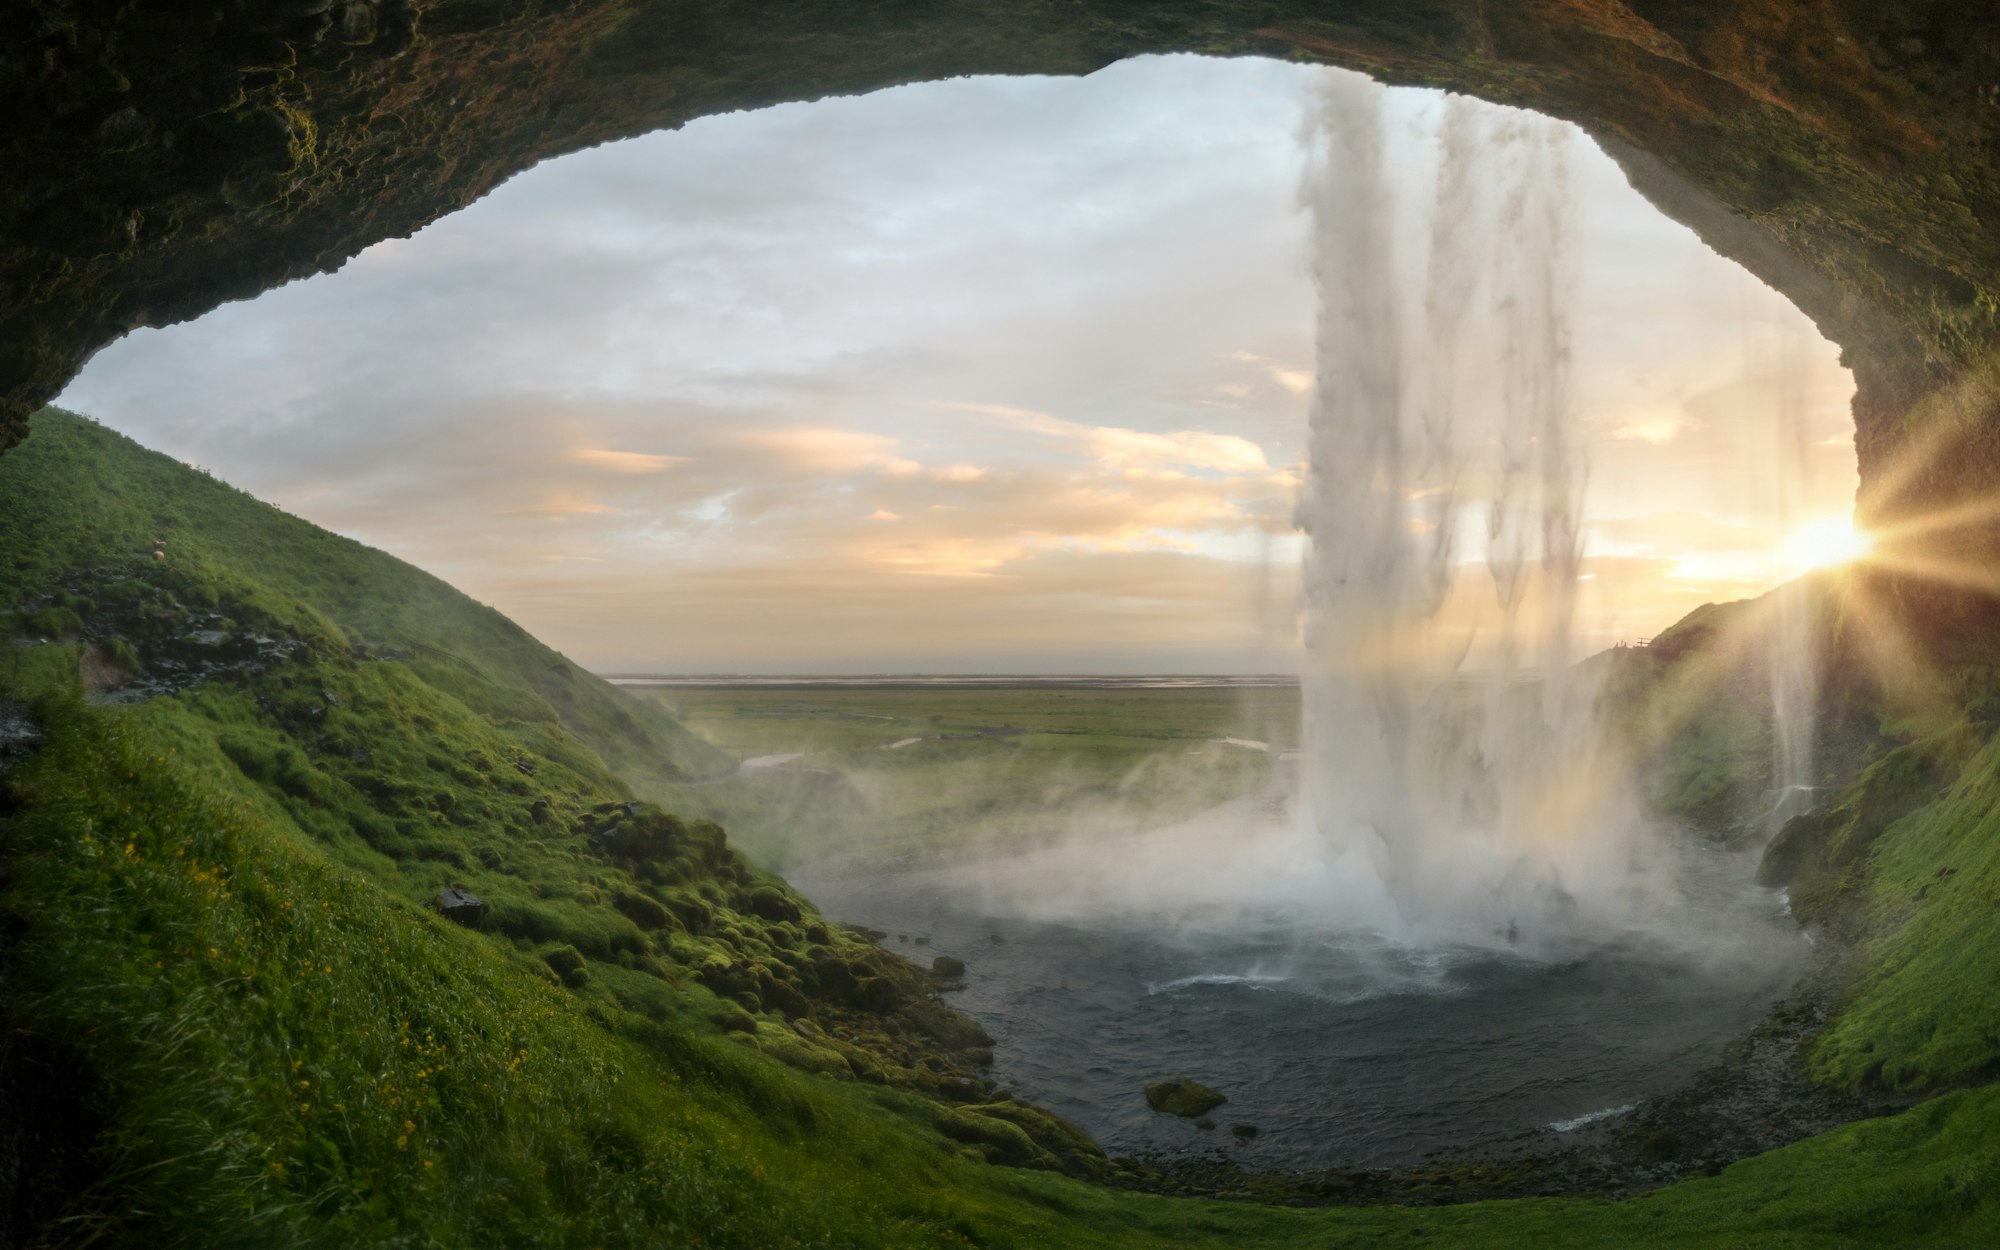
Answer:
(5, 1, 1998, 522)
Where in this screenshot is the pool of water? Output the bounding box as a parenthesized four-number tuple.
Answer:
(793, 836, 1806, 1172)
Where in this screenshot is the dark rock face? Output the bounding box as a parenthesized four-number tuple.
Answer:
(433, 886, 488, 927)
(4, 2, 1999, 529)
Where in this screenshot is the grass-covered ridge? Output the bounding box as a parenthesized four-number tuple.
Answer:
(3, 407, 1999, 1246)
(1773, 725, 2000, 1091)
(0, 408, 730, 790)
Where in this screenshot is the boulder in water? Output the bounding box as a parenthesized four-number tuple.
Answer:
(1145, 1079, 1226, 1117)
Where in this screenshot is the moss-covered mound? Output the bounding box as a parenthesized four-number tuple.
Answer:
(1146, 1080, 1228, 1118)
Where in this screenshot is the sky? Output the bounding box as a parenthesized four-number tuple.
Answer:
(58, 56, 1858, 674)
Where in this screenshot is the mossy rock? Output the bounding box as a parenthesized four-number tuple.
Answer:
(964, 1100, 1110, 1178)
(935, 1107, 1060, 1170)
(743, 884, 802, 923)
(847, 973, 898, 1013)
(541, 944, 589, 989)
(708, 1002, 759, 1034)
(611, 889, 672, 930)
(693, 956, 755, 1000)
(761, 977, 811, 1020)
(1145, 1079, 1226, 1118)
(825, 1040, 887, 1084)
(664, 893, 714, 934)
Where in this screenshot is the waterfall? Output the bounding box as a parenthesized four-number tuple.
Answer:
(1298, 75, 1633, 945)
(1767, 316, 1819, 827)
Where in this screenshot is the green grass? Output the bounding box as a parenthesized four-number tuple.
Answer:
(1806, 728, 2000, 1089)
(647, 686, 1301, 756)
(0, 685, 1076, 1247)
(5, 405, 2000, 1247)
(10, 678, 2000, 1248)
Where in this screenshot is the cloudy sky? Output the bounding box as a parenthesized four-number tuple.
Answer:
(60, 56, 1856, 673)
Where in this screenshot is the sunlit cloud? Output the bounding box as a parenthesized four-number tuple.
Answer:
(564, 447, 691, 474)
(733, 425, 921, 476)
(498, 499, 616, 517)
(1229, 350, 1313, 394)
(1609, 414, 1695, 444)
(953, 403, 1274, 475)
(1589, 512, 1777, 558)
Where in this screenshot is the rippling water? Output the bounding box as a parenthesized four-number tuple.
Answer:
(794, 838, 1805, 1172)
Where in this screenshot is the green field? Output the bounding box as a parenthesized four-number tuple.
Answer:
(633, 684, 1298, 868)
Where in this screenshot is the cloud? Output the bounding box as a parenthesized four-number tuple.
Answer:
(564, 447, 691, 474)
(733, 426, 921, 477)
(929, 401, 1049, 423)
(1609, 414, 1695, 444)
(1228, 350, 1313, 394)
(944, 402, 1274, 475)
(479, 548, 1301, 672)
(1589, 511, 1775, 556)
(52, 55, 1856, 672)
(497, 499, 617, 517)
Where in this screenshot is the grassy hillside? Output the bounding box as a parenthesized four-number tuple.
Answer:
(0, 408, 730, 790)
(2, 408, 1998, 1247)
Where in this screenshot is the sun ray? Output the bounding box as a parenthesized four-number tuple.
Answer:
(1853, 362, 2000, 526)
(1866, 491, 2000, 550)
(1853, 548, 2000, 601)
(1834, 573, 1963, 733)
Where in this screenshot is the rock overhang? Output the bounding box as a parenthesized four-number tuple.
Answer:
(4, 1, 1996, 530)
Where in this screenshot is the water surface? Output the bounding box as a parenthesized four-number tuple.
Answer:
(795, 839, 1804, 1172)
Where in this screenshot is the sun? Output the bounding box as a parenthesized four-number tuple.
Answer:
(1783, 515, 1871, 575)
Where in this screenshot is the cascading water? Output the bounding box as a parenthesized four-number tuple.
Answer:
(1766, 315, 1820, 827)
(1299, 76, 1643, 947)
(795, 69, 1824, 1170)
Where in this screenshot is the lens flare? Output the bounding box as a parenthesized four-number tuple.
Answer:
(1783, 516, 1870, 574)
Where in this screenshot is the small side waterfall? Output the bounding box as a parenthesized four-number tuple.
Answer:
(1767, 316, 1820, 828)
(1298, 76, 1637, 945)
